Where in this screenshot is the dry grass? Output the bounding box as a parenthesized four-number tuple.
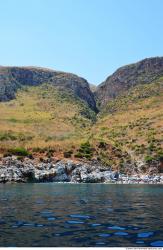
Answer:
(91, 79, 163, 165)
(0, 79, 162, 167)
(0, 84, 94, 155)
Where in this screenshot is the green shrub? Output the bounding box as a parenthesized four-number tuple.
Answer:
(9, 118, 18, 123)
(0, 132, 17, 141)
(74, 152, 83, 158)
(148, 143, 155, 151)
(144, 155, 154, 163)
(156, 150, 163, 161)
(0, 131, 33, 142)
(75, 141, 93, 160)
(9, 147, 29, 156)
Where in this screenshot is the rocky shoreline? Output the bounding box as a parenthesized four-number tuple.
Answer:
(0, 157, 163, 184)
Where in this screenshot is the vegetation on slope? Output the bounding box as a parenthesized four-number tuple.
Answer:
(0, 69, 162, 175)
(96, 57, 163, 107)
(0, 66, 97, 111)
(90, 78, 163, 172)
(0, 83, 96, 157)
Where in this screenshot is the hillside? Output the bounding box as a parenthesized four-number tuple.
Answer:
(96, 57, 163, 107)
(0, 66, 97, 111)
(90, 77, 163, 174)
(0, 83, 96, 158)
(0, 58, 162, 175)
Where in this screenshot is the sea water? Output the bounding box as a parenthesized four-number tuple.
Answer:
(0, 183, 163, 247)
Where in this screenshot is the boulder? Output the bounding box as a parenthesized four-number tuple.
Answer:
(53, 173, 70, 182)
(80, 170, 104, 183)
(54, 163, 66, 175)
(65, 161, 76, 174)
(103, 171, 112, 182)
(110, 171, 119, 181)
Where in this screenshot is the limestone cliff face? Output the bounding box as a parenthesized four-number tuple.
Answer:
(0, 66, 97, 111)
(96, 57, 163, 107)
(1, 57, 163, 111)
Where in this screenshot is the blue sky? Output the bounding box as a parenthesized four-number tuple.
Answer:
(0, 0, 163, 84)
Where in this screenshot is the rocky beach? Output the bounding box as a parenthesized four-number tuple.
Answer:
(0, 157, 162, 184)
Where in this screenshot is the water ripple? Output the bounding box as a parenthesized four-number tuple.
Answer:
(150, 241, 163, 247)
(114, 232, 129, 236)
(67, 220, 84, 224)
(98, 233, 111, 237)
(69, 214, 91, 219)
(108, 226, 125, 230)
(137, 232, 154, 238)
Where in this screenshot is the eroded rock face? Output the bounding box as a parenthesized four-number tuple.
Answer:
(0, 157, 162, 184)
(0, 66, 97, 111)
(96, 57, 163, 107)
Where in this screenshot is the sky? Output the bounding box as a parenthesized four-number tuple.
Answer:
(0, 0, 163, 84)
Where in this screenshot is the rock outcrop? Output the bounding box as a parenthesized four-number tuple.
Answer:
(96, 57, 163, 107)
(0, 157, 162, 184)
(0, 66, 97, 111)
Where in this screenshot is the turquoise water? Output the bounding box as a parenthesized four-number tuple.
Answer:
(0, 183, 163, 247)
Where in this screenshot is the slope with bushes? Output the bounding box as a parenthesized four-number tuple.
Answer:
(90, 77, 163, 172)
(96, 57, 163, 107)
(0, 58, 163, 175)
(0, 83, 96, 157)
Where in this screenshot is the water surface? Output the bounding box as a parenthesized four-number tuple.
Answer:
(0, 183, 163, 247)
